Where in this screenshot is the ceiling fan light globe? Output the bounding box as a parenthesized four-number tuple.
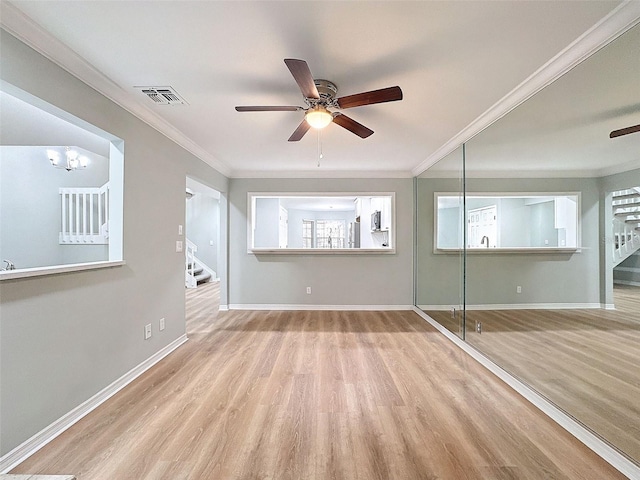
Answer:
(305, 109, 333, 129)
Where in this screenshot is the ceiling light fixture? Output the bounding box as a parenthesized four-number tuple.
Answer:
(47, 147, 89, 171)
(305, 106, 333, 129)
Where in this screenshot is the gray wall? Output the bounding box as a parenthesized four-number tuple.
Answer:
(185, 192, 220, 274)
(0, 30, 228, 456)
(417, 176, 601, 307)
(229, 178, 413, 307)
(0, 147, 109, 269)
(529, 201, 557, 248)
(253, 198, 280, 248)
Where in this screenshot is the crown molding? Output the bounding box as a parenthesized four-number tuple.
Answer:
(0, 1, 233, 177)
(412, 0, 640, 177)
(230, 168, 413, 179)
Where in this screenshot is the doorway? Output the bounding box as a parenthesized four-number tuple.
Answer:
(185, 177, 225, 326)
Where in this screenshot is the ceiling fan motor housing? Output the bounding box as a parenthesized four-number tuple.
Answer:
(312, 79, 338, 106)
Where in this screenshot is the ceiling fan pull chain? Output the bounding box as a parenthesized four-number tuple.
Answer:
(317, 129, 323, 167)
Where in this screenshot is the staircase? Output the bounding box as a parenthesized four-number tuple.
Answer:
(612, 187, 640, 267)
(185, 239, 214, 288)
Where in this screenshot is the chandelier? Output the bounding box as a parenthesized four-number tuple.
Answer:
(47, 147, 89, 171)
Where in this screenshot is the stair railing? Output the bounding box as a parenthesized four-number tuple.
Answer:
(59, 182, 109, 244)
(185, 239, 198, 289)
(611, 187, 640, 267)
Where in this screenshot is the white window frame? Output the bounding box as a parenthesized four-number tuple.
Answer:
(247, 192, 396, 255)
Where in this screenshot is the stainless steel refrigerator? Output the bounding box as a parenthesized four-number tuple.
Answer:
(348, 222, 360, 248)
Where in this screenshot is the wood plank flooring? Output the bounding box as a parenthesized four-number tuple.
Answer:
(12, 282, 625, 479)
(428, 285, 640, 465)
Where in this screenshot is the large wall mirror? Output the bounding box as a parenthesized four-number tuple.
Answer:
(0, 83, 124, 278)
(248, 193, 395, 253)
(416, 147, 465, 337)
(419, 23, 640, 468)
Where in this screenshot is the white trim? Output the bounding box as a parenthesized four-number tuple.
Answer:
(411, 307, 640, 479)
(613, 279, 640, 287)
(418, 303, 602, 311)
(412, 1, 640, 177)
(232, 170, 413, 179)
(218, 304, 229, 312)
(0, 335, 188, 474)
(0, 261, 125, 281)
(229, 304, 413, 311)
(614, 266, 640, 273)
(250, 248, 396, 255)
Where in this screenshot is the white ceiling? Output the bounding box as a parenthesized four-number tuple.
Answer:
(427, 22, 640, 178)
(2, 1, 638, 178)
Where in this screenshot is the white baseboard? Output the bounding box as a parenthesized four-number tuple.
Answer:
(614, 279, 640, 287)
(411, 307, 640, 479)
(218, 304, 229, 312)
(228, 304, 413, 311)
(0, 335, 188, 474)
(418, 303, 602, 311)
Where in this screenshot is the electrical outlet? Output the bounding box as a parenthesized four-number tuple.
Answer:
(178, 225, 183, 235)
(516, 285, 522, 294)
(159, 318, 165, 331)
(144, 324, 152, 340)
(476, 322, 482, 334)
(176, 240, 183, 252)
(306, 286, 312, 294)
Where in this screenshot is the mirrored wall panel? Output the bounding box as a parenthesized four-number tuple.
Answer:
(420, 24, 640, 465)
(416, 146, 465, 337)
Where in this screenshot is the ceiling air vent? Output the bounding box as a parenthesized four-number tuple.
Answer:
(136, 86, 188, 105)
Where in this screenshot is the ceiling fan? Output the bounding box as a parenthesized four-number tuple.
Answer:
(610, 123, 640, 138)
(235, 58, 403, 142)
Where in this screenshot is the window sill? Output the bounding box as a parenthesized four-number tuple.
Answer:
(249, 248, 395, 255)
(0, 260, 126, 281)
(435, 247, 580, 254)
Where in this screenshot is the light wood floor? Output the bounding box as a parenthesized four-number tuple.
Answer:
(12, 282, 624, 479)
(427, 284, 640, 465)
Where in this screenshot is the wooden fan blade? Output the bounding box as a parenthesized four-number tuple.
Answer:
(288, 119, 311, 142)
(610, 123, 640, 138)
(235, 106, 301, 112)
(284, 59, 319, 99)
(333, 114, 374, 138)
(336, 86, 403, 109)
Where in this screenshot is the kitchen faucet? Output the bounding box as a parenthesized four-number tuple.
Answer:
(480, 236, 490, 248)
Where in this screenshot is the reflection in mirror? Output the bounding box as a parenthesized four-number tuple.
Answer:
(248, 193, 394, 252)
(0, 85, 123, 276)
(461, 24, 640, 467)
(416, 146, 464, 337)
(435, 193, 579, 250)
